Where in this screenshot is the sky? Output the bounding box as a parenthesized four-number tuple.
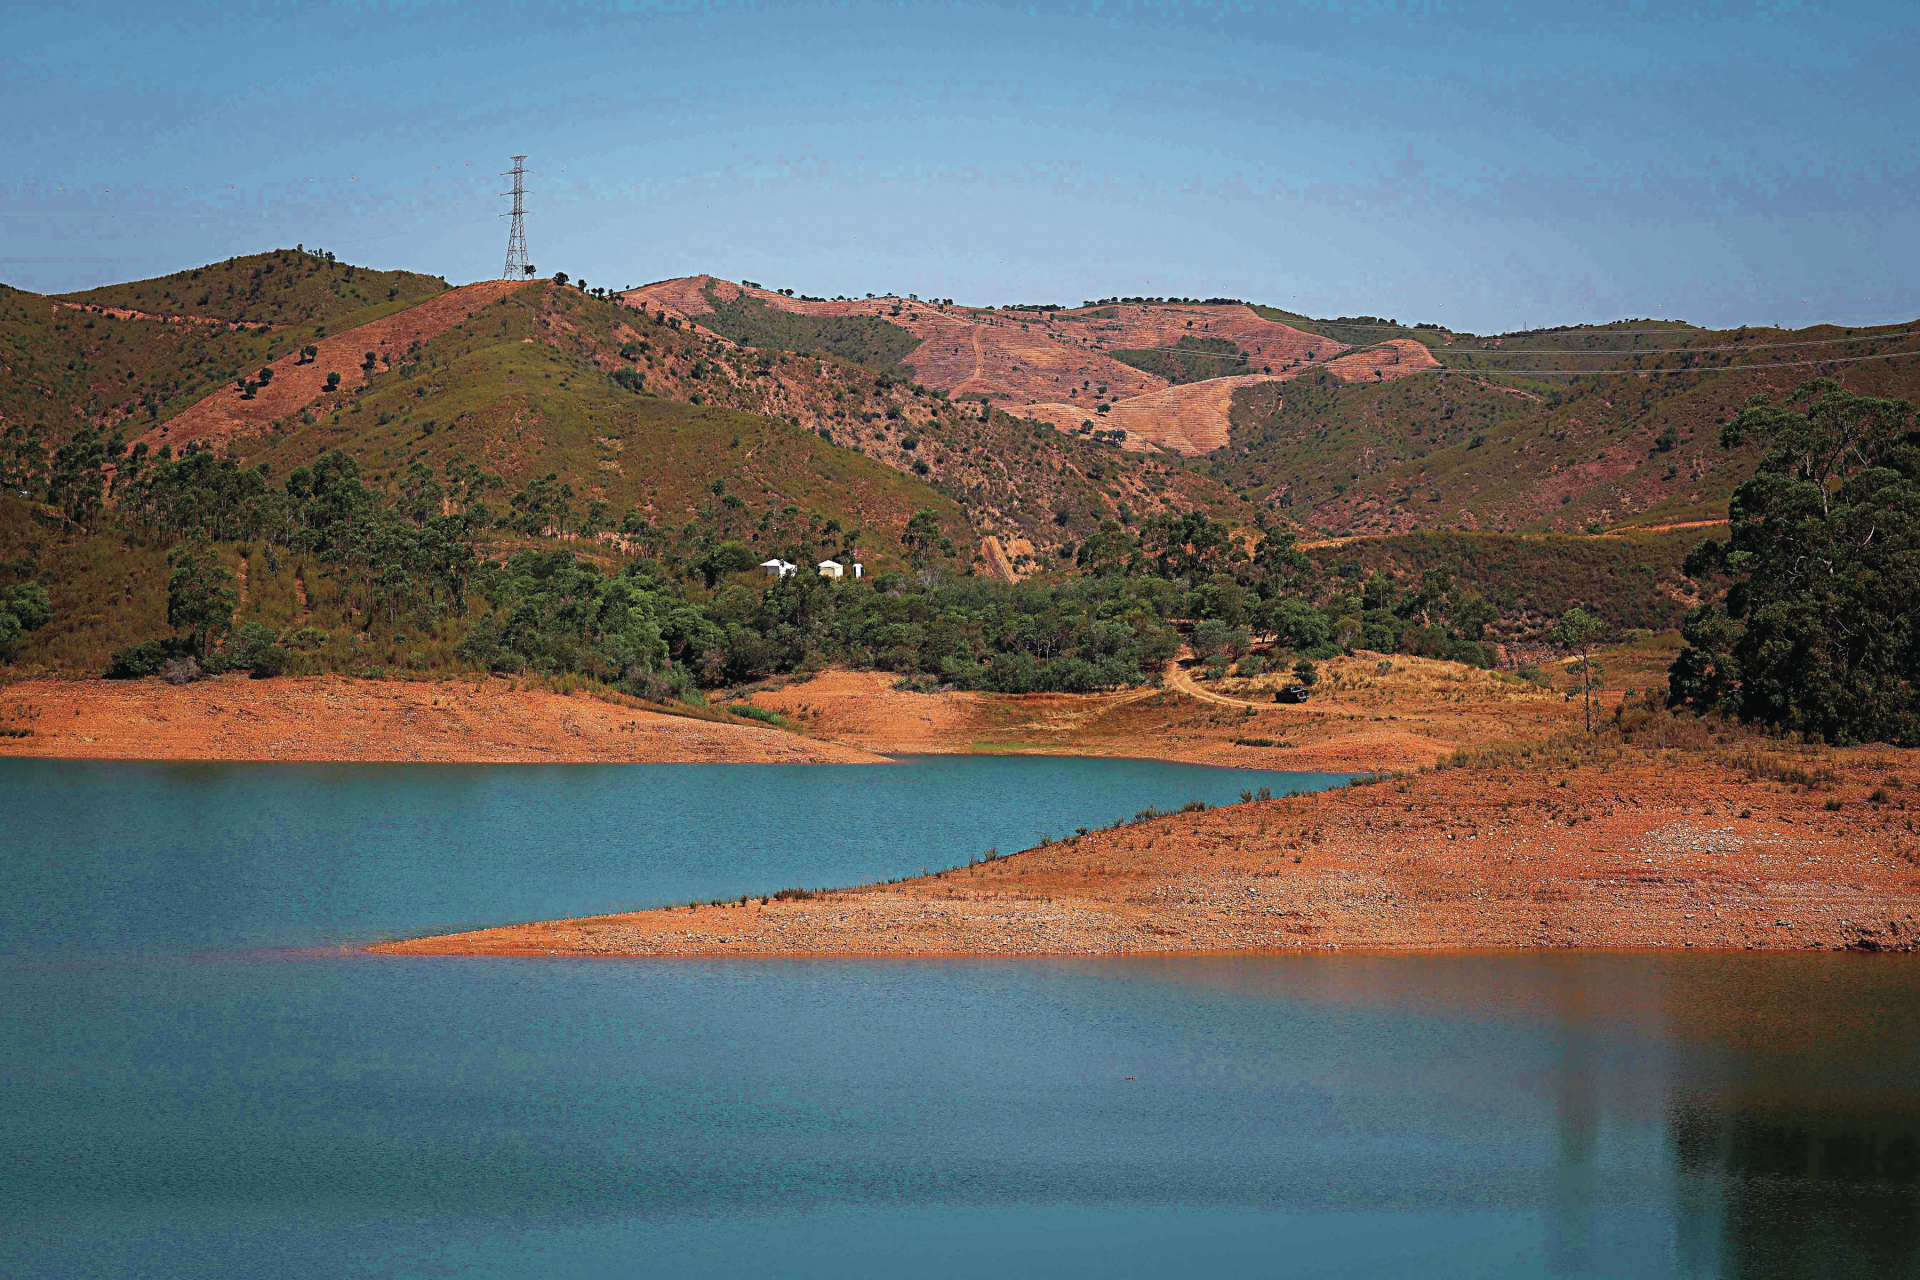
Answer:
(3, 0, 1914, 333)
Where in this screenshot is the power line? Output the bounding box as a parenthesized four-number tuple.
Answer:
(501, 156, 530, 282)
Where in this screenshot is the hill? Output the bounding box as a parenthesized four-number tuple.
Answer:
(59, 248, 447, 328)
(1216, 318, 1920, 534)
(227, 282, 975, 566)
(558, 281, 1255, 571)
(618, 278, 1435, 457)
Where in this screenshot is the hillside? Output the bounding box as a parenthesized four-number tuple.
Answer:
(618, 278, 1435, 457)
(1217, 319, 1920, 534)
(223, 282, 975, 566)
(1, 282, 313, 445)
(59, 248, 447, 328)
(542, 282, 1255, 571)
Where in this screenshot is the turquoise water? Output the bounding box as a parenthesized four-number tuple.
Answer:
(3, 757, 1917, 1278)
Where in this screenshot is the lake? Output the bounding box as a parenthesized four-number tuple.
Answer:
(3, 756, 1916, 1278)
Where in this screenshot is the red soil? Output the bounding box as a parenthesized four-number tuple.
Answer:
(135, 280, 531, 454)
(1064, 301, 1334, 371)
(1018, 341, 1442, 457)
(373, 749, 1920, 958)
(0, 676, 885, 765)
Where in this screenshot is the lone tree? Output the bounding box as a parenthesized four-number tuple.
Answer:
(1669, 381, 1920, 744)
(166, 547, 237, 660)
(1292, 657, 1319, 688)
(1551, 606, 1604, 732)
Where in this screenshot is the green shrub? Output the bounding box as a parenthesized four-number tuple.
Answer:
(105, 639, 184, 678)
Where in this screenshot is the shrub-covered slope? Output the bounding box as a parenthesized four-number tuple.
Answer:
(59, 248, 447, 328)
(1216, 319, 1920, 534)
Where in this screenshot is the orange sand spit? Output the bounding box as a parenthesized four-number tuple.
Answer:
(375, 751, 1920, 958)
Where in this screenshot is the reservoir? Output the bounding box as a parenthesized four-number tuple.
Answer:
(3, 758, 1916, 1277)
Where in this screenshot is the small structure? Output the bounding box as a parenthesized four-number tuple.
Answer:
(760, 558, 797, 579)
(851, 562, 863, 579)
(817, 560, 844, 580)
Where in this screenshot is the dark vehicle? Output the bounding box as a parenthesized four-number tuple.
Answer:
(1274, 684, 1310, 704)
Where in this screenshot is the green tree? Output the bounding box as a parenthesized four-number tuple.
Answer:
(691, 540, 759, 588)
(167, 547, 238, 659)
(1551, 606, 1604, 732)
(901, 508, 948, 573)
(1292, 657, 1319, 687)
(1668, 381, 1920, 744)
(0, 583, 53, 661)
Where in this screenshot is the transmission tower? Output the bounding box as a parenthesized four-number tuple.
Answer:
(500, 155, 531, 281)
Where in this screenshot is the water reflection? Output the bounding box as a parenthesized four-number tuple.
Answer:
(1113, 951, 1920, 1278)
(1670, 1098, 1920, 1277)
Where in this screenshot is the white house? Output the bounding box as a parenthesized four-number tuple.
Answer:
(760, 558, 797, 579)
(817, 560, 844, 580)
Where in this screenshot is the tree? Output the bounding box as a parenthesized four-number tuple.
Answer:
(1292, 657, 1319, 688)
(691, 540, 758, 588)
(48, 427, 125, 527)
(167, 547, 238, 659)
(552, 272, 569, 286)
(324, 372, 341, 392)
(902, 508, 947, 573)
(1668, 382, 1920, 744)
(1551, 606, 1604, 732)
(0, 583, 52, 661)
(298, 344, 318, 364)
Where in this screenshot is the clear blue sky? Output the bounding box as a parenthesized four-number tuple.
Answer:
(4, 0, 1913, 333)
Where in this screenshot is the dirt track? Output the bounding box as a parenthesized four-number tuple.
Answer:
(0, 676, 884, 764)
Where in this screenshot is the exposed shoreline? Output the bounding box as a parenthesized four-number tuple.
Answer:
(373, 745, 1920, 959)
(0, 676, 887, 765)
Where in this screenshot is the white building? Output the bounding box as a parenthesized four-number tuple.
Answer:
(760, 558, 797, 579)
(817, 560, 844, 580)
